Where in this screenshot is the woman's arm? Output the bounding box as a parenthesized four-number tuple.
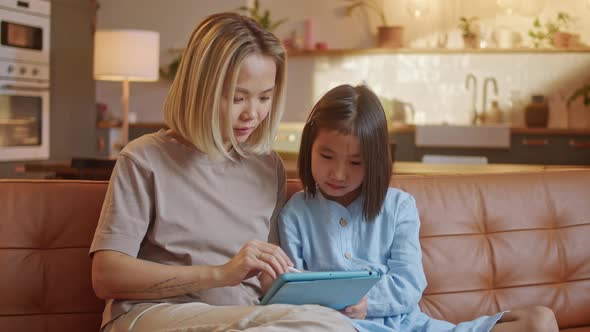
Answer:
(92, 239, 293, 300)
(92, 250, 223, 300)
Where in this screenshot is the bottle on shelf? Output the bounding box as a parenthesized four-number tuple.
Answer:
(507, 90, 524, 126)
(487, 100, 503, 124)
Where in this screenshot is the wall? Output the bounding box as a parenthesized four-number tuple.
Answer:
(50, 0, 97, 159)
(94, 0, 590, 126)
(309, 52, 590, 127)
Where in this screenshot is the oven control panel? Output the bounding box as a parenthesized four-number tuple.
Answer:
(0, 60, 49, 81)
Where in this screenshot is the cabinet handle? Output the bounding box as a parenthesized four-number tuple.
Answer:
(568, 139, 590, 149)
(521, 138, 549, 146)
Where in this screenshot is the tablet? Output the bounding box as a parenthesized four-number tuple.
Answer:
(259, 270, 381, 310)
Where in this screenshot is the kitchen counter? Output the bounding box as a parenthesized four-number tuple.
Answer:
(281, 160, 589, 178)
(23, 159, 588, 180)
(390, 124, 590, 136)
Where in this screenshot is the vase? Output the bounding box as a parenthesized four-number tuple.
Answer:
(524, 95, 549, 127)
(462, 35, 479, 49)
(377, 26, 404, 48)
(552, 32, 572, 48)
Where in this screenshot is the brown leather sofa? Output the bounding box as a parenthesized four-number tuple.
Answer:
(1, 170, 589, 331)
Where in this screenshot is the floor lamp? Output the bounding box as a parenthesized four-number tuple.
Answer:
(93, 29, 159, 147)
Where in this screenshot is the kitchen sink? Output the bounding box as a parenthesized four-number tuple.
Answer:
(415, 124, 511, 148)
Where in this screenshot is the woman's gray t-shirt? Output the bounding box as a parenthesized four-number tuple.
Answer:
(90, 129, 285, 327)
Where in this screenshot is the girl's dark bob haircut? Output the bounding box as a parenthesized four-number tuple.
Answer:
(298, 84, 392, 221)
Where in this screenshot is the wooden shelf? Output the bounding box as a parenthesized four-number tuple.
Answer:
(288, 47, 590, 57)
(97, 121, 590, 136)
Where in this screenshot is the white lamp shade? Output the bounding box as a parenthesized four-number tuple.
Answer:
(94, 30, 160, 82)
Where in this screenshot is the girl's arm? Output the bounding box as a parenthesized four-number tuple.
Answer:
(366, 195, 427, 318)
(92, 239, 292, 300)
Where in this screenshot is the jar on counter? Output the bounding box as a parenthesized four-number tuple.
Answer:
(524, 95, 549, 128)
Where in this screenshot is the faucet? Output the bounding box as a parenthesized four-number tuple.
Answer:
(465, 74, 478, 124)
(482, 77, 498, 123)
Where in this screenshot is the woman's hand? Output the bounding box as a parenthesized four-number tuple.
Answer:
(220, 240, 293, 287)
(340, 296, 368, 320)
(258, 272, 274, 295)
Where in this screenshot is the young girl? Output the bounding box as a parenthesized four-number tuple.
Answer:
(90, 13, 358, 332)
(278, 84, 559, 332)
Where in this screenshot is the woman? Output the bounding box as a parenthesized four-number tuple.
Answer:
(90, 13, 361, 332)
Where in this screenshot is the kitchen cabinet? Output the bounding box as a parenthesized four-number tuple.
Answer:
(0, 0, 97, 178)
(391, 130, 590, 165)
(511, 134, 590, 165)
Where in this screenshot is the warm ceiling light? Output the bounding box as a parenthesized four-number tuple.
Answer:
(406, 0, 430, 19)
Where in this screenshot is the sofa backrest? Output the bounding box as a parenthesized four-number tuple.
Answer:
(0, 180, 107, 332)
(287, 170, 590, 330)
(1, 170, 589, 331)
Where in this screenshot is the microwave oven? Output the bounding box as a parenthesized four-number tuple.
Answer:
(0, 0, 50, 66)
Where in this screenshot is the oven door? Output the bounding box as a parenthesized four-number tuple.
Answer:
(0, 6, 50, 64)
(0, 80, 49, 161)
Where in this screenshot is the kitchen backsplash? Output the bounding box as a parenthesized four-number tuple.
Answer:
(97, 52, 590, 129)
(297, 52, 590, 128)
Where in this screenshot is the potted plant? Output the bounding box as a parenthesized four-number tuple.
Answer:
(238, 0, 288, 32)
(528, 12, 575, 48)
(458, 16, 479, 49)
(565, 83, 590, 128)
(567, 83, 590, 108)
(160, 55, 181, 81)
(342, 0, 404, 48)
(161, 1, 287, 80)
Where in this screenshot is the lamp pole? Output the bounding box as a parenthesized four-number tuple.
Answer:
(120, 79, 130, 146)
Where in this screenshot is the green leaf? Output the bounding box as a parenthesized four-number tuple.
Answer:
(269, 18, 288, 31)
(567, 84, 590, 108)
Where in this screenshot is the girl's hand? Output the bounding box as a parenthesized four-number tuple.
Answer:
(340, 296, 368, 320)
(220, 240, 293, 287)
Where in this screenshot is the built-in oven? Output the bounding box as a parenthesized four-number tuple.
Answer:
(0, 0, 50, 161)
(0, 79, 49, 160)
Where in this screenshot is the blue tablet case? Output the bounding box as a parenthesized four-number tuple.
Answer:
(259, 270, 380, 310)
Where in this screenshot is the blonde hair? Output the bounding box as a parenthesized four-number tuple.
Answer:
(164, 13, 286, 160)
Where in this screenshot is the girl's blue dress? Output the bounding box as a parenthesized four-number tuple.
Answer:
(278, 188, 504, 332)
